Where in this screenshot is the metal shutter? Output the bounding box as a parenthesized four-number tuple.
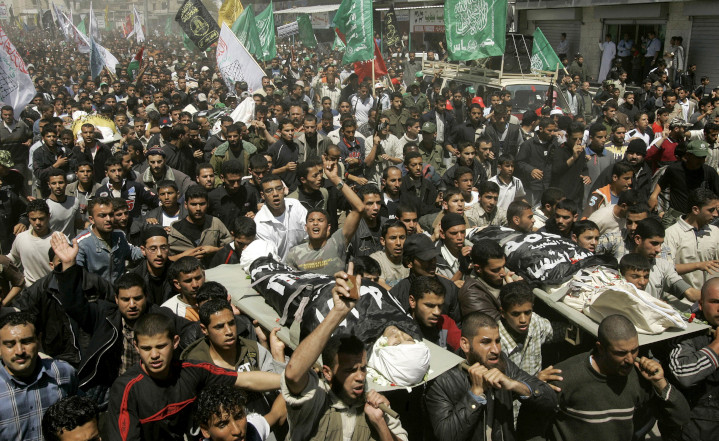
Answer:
(534, 21, 582, 59)
(689, 17, 719, 83)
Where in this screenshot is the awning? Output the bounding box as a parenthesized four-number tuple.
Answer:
(274, 4, 340, 14)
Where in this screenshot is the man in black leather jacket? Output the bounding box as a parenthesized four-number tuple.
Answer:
(424, 312, 556, 441)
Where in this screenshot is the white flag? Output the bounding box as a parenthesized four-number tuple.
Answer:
(216, 23, 265, 93)
(89, 2, 100, 42)
(133, 7, 144, 43)
(65, 12, 90, 53)
(52, 3, 70, 40)
(0, 25, 36, 118)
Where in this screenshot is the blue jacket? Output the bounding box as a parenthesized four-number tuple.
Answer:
(75, 228, 143, 282)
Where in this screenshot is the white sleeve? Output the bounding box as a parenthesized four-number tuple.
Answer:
(246, 413, 271, 441)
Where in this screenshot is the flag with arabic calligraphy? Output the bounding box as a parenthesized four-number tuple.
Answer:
(0, 24, 36, 118)
(444, 0, 506, 60)
(530, 27, 562, 72)
(333, 0, 373, 63)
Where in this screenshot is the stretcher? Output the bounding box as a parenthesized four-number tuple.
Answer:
(206, 264, 465, 391)
(533, 285, 710, 346)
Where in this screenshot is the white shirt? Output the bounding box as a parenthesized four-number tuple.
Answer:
(489, 175, 526, 212)
(255, 198, 308, 261)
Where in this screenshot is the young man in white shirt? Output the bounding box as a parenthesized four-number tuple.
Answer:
(254, 174, 308, 261)
(489, 153, 526, 212)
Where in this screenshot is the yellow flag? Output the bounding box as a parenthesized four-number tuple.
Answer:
(104, 5, 109, 26)
(218, 0, 243, 27)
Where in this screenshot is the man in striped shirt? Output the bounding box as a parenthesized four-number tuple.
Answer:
(669, 278, 719, 439)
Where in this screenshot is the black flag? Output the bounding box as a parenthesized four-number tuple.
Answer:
(384, 5, 400, 50)
(175, 0, 220, 51)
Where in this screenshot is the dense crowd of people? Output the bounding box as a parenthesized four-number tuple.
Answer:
(0, 24, 719, 441)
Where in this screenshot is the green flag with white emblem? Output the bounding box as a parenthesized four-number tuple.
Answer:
(530, 27, 562, 72)
(255, 2, 276, 61)
(444, 0, 506, 60)
(332, 0, 373, 63)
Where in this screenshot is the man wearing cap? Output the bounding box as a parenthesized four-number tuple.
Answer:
(403, 82, 429, 114)
(390, 233, 462, 324)
(646, 117, 691, 170)
(650, 139, 719, 227)
(146, 115, 174, 151)
(416, 121, 446, 177)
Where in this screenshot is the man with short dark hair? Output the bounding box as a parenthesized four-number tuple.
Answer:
(0, 311, 78, 441)
(139, 148, 194, 196)
(400, 151, 440, 217)
(130, 226, 173, 305)
(544, 314, 690, 441)
(516, 118, 560, 206)
(665, 188, 719, 291)
(169, 185, 232, 266)
(268, 118, 301, 191)
(425, 311, 556, 441)
(42, 396, 100, 441)
(283, 270, 407, 441)
(208, 159, 257, 228)
(108, 312, 280, 440)
(506, 200, 535, 233)
(409, 275, 461, 351)
(255, 174, 308, 261)
(8, 199, 55, 285)
(76, 196, 143, 282)
(391, 234, 462, 323)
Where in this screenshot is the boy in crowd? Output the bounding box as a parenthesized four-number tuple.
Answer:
(543, 199, 579, 238)
(489, 153, 526, 212)
(210, 217, 256, 268)
(286, 163, 363, 274)
(619, 253, 651, 291)
(582, 162, 634, 218)
(466, 181, 507, 228)
(369, 219, 409, 287)
(409, 276, 461, 352)
(571, 220, 601, 253)
(498, 281, 565, 422)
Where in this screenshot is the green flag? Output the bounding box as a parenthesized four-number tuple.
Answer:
(332, 32, 346, 51)
(183, 32, 212, 52)
(444, 0, 507, 60)
(297, 14, 316, 48)
(231, 6, 262, 58)
(530, 27, 562, 72)
(77, 19, 87, 36)
(332, 0, 373, 63)
(255, 2, 276, 61)
(165, 17, 174, 36)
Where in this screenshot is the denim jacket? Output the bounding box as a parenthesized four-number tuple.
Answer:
(75, 228, 143, 282)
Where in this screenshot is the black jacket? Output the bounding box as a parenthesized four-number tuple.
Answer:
(590, 159, 653, 200)
(484, 123, 523, 159)
(424, 355, 557, 441)
(421, 110, 456, 146)
(55, 264, 193, 390)
(551, 144, 588, 204)
(208, 185, 256, 229)
(391, 272, 461, 324)
(129, 260, 174, 306)
(516, 136, 560, 192)
(11, 268, 114, 366)
(73, 143, 112, 183)
(400, 175, 440, 217)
